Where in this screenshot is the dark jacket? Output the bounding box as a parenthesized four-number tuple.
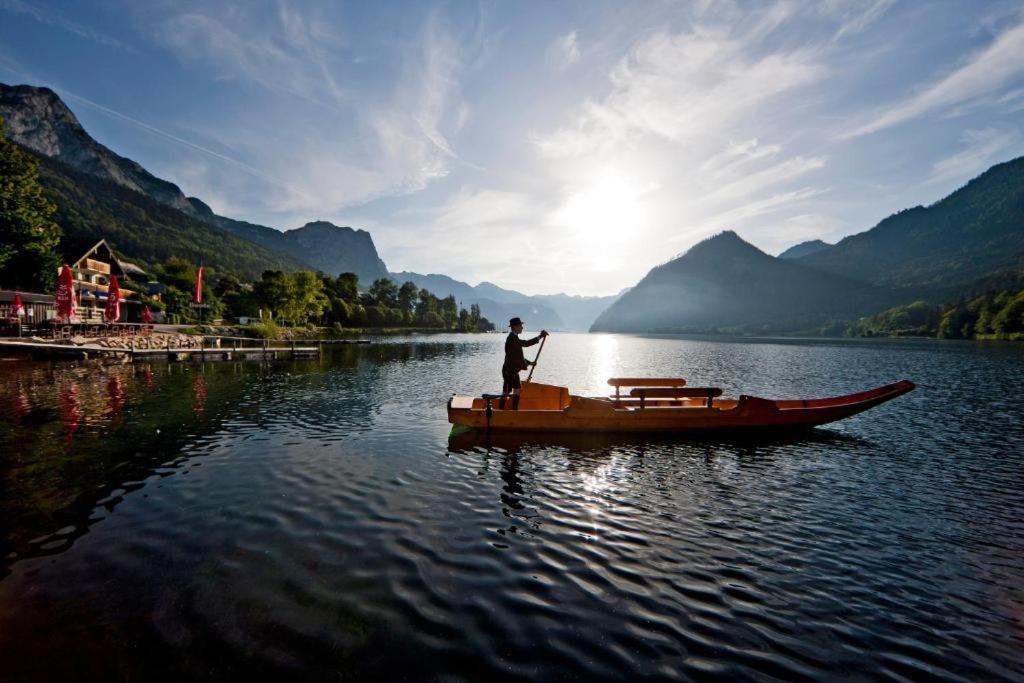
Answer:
(503, 332, 541, 372)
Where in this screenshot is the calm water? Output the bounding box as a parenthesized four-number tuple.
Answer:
(0, 333, 1022, 681)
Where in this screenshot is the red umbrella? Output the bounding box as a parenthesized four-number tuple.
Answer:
(11, 292, 25, 319)
(105, 275, 121, 322)
(141, 306, 154, 323)
(55, 264, 76, 321)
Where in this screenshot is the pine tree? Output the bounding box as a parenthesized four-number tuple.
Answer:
(0, 116, 61, 291)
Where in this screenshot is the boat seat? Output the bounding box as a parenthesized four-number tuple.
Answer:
(628, 386, 722, 408)
(609, 377, 687, 403)
(608, 377, 686, 387)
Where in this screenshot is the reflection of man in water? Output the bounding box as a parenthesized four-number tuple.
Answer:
(501, 317, 547, 409)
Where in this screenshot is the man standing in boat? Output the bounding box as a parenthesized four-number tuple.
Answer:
(501, 317, 548, 409)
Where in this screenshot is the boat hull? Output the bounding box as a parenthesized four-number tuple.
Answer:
(447, 380, 915, 434)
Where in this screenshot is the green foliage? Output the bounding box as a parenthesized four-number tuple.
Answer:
(366, 305, 388, 326)
(801, 157, 1024, 293)
(29, 148, 303, 281)
(253, 270, 292, 317)
(992, 291, 1024, 335)
(0, 116, 61, 291)
(842, 287, 1024, 339)
(421, 311, 444, 328)
(368, 278, 399, 308)
(282, 271, 328, 325)
(250, 320, 281, 339)
(397, 281, 418, 311)
(222, 289, 260, 319)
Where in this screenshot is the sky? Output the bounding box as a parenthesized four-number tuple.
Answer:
(1, 0, 1023, 296)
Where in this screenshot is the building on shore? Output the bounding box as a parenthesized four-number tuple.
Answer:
(0, 290, 56, 332)
(68, 240, 142, 322)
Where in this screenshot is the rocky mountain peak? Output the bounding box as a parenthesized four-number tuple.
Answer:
(0, 82, 198, 216)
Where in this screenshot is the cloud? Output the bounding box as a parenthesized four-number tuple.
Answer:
(519, 5, 831, 290)
(59, 90, 276, 182)
(925, 128, 1016, 188)
(549, 30, 580, 68)
(535, 24, 823, 158)
(845, 17, 1024, 137)
(154, 6, 345, 109)
(0, 0, 134, 51)
(146, 2, 478, 221)
(831, 0, 897, 40)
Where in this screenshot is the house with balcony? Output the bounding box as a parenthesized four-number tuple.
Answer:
(68, 240, 142, 322)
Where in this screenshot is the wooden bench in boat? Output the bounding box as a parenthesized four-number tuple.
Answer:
(627, 386, 723, 408)
(608, 377, 687, 404)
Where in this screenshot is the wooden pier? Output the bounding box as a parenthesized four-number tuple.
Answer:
(0, 339, 326, 362)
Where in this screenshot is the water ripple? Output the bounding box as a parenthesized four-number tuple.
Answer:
(0, 335, 1022, 680)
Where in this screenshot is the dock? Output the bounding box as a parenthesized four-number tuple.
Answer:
(0, 339, 326, 362)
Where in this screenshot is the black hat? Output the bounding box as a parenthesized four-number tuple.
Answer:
(509, 317, 523, 327)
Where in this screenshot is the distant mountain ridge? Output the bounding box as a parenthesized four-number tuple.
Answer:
(0, 82, 388, 284)
(778, 239, 831, 259)
(390, 271, 621, 331)
(796, 156, 1024, 293)
(594, 157, 1024, 333)
(591, 231, 882, 333)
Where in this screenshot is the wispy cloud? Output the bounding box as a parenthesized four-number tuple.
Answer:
(536, 23, 823, 158)
(832, 0, 897, 41)
(146, 1, 482, 221)
(154, 5, 345, 109)
(0, 0, 134, 51)
(549, 30, 580, 69)
(60, 91, 277, 183)
(924, 128, 1016, 189)
(845, 16, 1024, 137)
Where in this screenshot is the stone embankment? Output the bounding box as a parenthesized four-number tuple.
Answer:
(27, 333, 205, 350)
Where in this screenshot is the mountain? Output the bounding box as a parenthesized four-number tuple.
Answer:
(779, 239, 831, 259)
(33, 151, 306, 279)
(595, 157, 1024, 334)
(532, 292, 625, 331)
(0, 84, 203, 218)
(282, 222, 388, 284)
(389, 271, 565, 329)
(796, 157, 1024, 294)
(0, 83, 389, 285)
(590, 231, 881, 333)
(388, 271, 622, 330)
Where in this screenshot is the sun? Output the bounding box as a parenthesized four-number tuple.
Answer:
(550, 168, 657, 271)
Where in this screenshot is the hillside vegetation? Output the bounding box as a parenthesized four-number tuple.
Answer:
(33, 151, 305, 279)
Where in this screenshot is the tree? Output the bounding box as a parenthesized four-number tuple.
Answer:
(421, 311, 444, 328)
(415, 288, 436, 320)
(398, 281, 419, 312)
(992, 291, 1024, 335)
(254, 270, 293, 320)
(327, 272, 359, 303)
(223, 289, 260, 319)
(369, 278, 398, 308)
(0, 116, 61, 291)
(366, 305, 388, 326)
(441, 295, 458, 328)
(282, 271, 329, 325)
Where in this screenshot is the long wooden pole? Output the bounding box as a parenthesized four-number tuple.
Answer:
(524, 335, 546, 384)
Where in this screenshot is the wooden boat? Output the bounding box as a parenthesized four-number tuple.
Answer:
(447, 377, 915, 434)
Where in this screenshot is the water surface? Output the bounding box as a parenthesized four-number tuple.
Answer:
(1, 333, 1022, 681)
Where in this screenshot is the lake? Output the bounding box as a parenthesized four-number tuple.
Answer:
(1, 333, 1022, 681)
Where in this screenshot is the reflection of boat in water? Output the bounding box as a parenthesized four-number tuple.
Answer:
(448, 377, 915, 434)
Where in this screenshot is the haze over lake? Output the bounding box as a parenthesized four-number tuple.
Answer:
(1, 335, 1022, 680)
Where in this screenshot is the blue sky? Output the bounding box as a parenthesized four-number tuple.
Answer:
(1, 0, 1023, 295)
